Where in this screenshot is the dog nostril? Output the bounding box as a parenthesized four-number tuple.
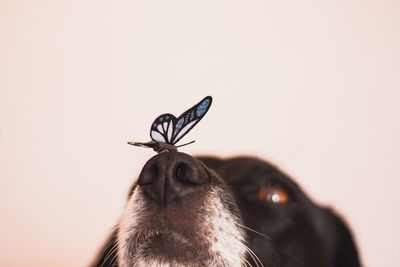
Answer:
(174, 161, 206, 185)
(175, 163, 188, 183)
(139, 163, 159, 185)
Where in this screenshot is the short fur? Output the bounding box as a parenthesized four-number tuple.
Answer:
(91, 153, 361, 267)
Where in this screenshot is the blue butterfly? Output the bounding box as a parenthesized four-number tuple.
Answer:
(129, 96, 212, 152)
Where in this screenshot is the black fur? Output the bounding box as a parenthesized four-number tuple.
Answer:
(91, 155, 361, 267)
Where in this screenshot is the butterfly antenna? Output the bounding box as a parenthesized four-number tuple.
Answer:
(127, 141, 156, 148)
(176, 140, 195, 148)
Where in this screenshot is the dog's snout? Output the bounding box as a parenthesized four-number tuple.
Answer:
(138, 151, 208, 205)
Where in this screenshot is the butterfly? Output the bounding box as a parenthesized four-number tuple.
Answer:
(129, 96, 213, 153)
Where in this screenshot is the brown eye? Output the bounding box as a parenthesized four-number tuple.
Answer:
(257, 187, 289, 204)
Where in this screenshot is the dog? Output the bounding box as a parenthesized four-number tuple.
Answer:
(91, 151, 361, 267)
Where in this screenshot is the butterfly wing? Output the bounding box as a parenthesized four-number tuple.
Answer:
(149, 113, 176, 144)
(171, 96, 212, 145)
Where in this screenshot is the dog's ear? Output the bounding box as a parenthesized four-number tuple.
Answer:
(322, 209, 362, 267)
(90, 228, 118, 267)
(333, 217, 362, 267)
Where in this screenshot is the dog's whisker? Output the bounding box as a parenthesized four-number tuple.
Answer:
(100, 241, 119, 267)
(109, 249, 119, 267)
(243, 246, 258, 267)
(236, 222, 307, 267)
(234, 222, 313, 266)
(243, 243, 264, 267)
(101, 244, 117, 265)
(234, 222, 272, 241)
(243, 258, 252, 267)
(247, 251, 260, 267)
(236, 223, 314, 267)
(278, 249, 313, 267)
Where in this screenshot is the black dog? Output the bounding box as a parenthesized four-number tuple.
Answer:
(92, 152, 361, 267)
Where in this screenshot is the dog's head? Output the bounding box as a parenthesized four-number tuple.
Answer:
(93, 152, 361, 267)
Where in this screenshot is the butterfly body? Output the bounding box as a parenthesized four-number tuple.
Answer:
(129, 96, 212, 153)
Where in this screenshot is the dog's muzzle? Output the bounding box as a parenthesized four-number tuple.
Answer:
(117, 151, 247, 267)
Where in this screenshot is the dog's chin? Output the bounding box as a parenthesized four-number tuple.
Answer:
(135, 231, 200, 258)
(126, 231, 209, 266)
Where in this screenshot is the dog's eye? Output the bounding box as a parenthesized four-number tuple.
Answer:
(257, 187, 289, 204)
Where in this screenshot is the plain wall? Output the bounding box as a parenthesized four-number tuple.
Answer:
(1, 1, 399, 266)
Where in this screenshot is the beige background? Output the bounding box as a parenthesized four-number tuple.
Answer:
(1, 1, 399, 266)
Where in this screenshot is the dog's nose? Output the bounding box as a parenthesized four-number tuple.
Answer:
(138, 151, 208, 205)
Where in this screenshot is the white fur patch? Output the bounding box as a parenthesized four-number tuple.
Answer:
(118, 186, 146, 267)
(203, 188, 247, 266)
(118, 185, 247, 267)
